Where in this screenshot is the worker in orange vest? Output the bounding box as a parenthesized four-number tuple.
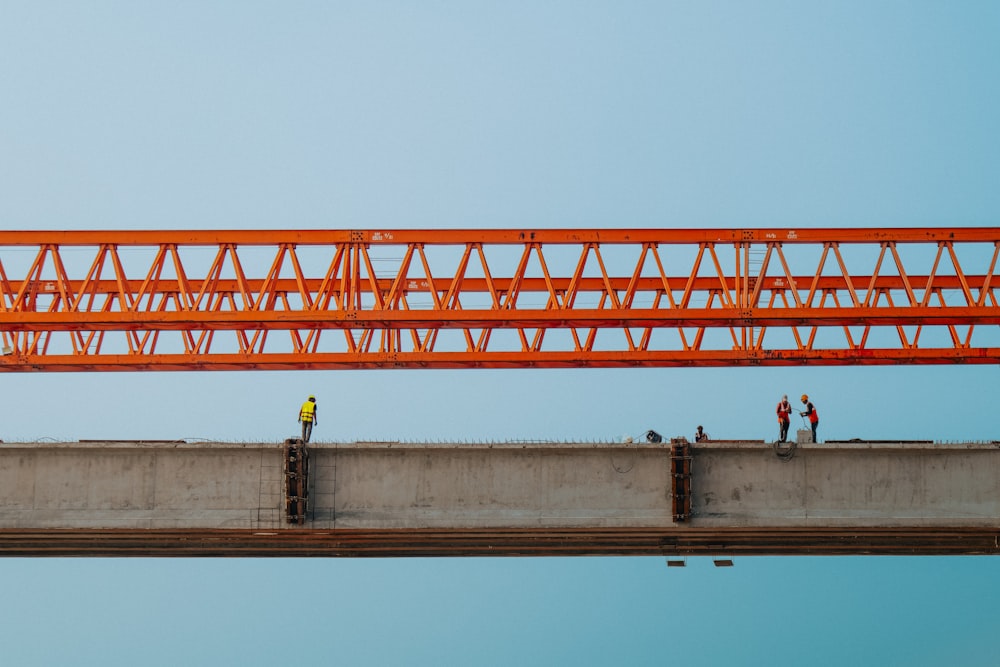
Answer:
(799, 394, 819, 443)
(776, 395, 792, 442)
(298, 395, 318, 443)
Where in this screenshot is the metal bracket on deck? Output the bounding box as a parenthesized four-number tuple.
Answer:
(284, 439, 309, 524)
(670, 442, 692, 522)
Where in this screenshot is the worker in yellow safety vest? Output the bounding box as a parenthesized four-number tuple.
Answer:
(298, 395, 318, 443)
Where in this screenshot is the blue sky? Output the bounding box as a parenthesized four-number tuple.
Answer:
(1, 3, 999, 666)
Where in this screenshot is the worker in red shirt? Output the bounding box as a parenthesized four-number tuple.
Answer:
(800, 394, 819, 443)
(776, 395, 792, 442)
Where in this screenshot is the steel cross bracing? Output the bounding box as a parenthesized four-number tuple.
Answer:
(0, 228, 998, 371)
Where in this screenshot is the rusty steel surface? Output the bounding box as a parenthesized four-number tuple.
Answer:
(1, 227, 999, 370)
(1, 527, 998, 557)
(284, 440, 309, 525)
(670, 442, 692, 522)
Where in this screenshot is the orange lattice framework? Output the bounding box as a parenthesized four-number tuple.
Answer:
(1, 228, 998, 371)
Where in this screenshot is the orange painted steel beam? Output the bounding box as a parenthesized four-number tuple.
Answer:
(4, 307, 1000, 330)
(1, 227, 998, 244)
(7, 349, 998, 372)
(3, 274, 993, 296)
(1, 228, 999, 371)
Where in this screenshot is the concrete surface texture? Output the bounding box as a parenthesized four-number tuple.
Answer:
(1, 440, 997, 532)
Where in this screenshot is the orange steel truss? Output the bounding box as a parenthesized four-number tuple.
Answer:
(1, 228, 999, 371)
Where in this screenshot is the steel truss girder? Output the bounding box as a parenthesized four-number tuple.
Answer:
(1, 228, 998, 371)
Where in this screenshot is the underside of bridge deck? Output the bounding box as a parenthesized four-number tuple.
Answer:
(3, 527, 999, 557)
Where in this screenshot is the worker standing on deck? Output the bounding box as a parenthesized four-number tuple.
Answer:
(298, 395, 318, 443)
(695, 425, 707, 442)
(776, 395, 793, 442)
(800, 394, 819, 443)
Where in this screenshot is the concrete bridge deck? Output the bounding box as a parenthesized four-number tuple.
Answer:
(1, 439, 998, 556)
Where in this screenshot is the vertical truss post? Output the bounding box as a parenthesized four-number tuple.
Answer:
(283, 438, 309, 525)
(670, 440, 692, 522)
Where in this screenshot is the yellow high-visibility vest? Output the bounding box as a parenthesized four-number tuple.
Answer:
(300, 401, 316, 422)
